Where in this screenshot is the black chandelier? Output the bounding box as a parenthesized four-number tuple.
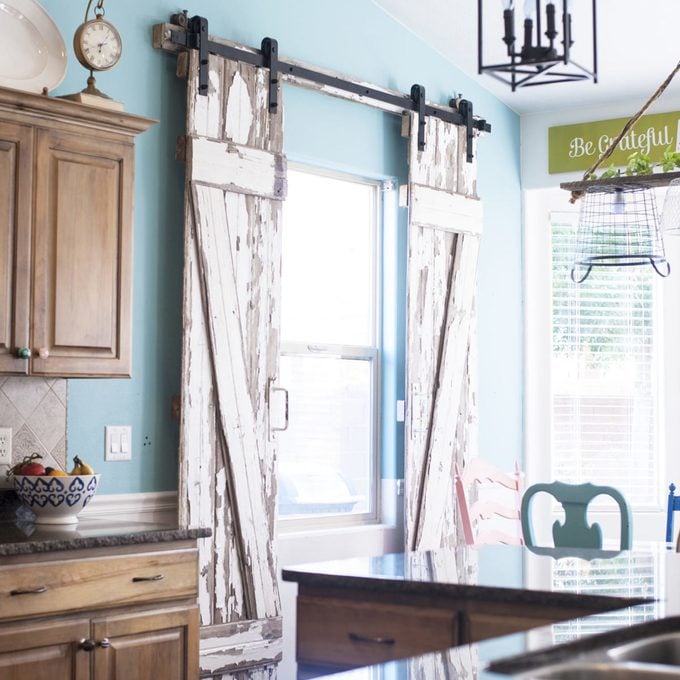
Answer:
(477, 0, 598, 91)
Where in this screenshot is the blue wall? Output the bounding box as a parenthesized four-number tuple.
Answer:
(40, 0, 522, 493)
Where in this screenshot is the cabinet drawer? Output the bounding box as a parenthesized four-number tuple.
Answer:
(296, 595, 458, 668)
(0, 549, 197, 621)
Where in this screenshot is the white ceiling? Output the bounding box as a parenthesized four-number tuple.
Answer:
(374, 0, 680, 115)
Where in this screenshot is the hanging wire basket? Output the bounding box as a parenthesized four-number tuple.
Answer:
(559, 61, 680, 283)
(571, 184, 670, 283)
(661, 177, 680, 234)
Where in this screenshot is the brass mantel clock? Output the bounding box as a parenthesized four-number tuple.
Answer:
(61, 0, 124, 110)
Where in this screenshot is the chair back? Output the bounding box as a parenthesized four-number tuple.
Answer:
(455, 459, 523, 546)
(666, 483, 680, 543)
(521, 481, 632, 550)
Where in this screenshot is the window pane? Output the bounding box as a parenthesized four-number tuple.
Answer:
(277, 354, 374, 518)
(281, 170, 375, 346)
(551, 215, 660, 508)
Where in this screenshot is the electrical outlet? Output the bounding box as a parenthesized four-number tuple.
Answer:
(105, 425, 132, 462)
(0, 428, 12, 465)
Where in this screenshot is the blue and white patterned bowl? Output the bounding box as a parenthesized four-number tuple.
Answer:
(13, 474, 100, 525)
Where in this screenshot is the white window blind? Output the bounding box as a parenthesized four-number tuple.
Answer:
(551, 213, 661, 509)
(551, 552, 661, 643)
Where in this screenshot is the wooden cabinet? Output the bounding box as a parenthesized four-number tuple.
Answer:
(0, 542, 199, 680)
(0, 618, 90, 680)
(0, 86, 154, 377)
(291, 581, 635, 674)
(296, 593, 459, 670)
(0, 120, 32, 375)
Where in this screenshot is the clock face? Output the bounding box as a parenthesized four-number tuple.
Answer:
(75, 19, 122, 71)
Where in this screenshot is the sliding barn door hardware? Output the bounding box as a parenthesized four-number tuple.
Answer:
(161, 15, 491, 160)
(411, 84, 427, 151)
(187, 16, 209, 94)
(261, 38, 279, 114)
(452, 98, 476, 163)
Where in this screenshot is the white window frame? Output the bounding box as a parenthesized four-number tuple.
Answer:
(524, 186, 680, 546)
(277, 164, 383, 533)
(524, 186, 677, 650)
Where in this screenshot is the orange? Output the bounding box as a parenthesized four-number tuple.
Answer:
(48, 469, 68, 477)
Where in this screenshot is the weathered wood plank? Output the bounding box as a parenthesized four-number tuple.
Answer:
(187, 137, 286, 199)
(190, 182, 280, 620)
(179, 47, 284, 670)
(199, 618, 282, 675)
(404, 111, 483, 553)
(410, 184, 482, 235)
(413, 233, 481, 550)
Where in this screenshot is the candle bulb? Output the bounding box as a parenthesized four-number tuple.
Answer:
(503, 7, 516, 48)
(545, 2, 557, 40)
(522, 17, 533, 53)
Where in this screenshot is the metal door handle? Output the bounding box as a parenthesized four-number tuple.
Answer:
(98, 638, 111, 649)
(10, 586, 47, 595)
(132, 574, 164, 582)
(270, 387, 289, 432)
(348, 632, 396, 645)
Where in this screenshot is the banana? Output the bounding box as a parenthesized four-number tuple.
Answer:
(70, 455, 95, 475)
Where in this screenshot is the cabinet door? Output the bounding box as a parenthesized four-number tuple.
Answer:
(0, 617, 90, 680)
(0, 121, 32, 374)
(32, 128, 133, 377)
(92, 606, 198, 680)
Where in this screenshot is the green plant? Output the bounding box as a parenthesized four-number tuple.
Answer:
(661, 146, 680, 172)
(625, 151, 654, 176)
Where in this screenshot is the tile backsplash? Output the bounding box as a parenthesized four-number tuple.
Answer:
(0, 377, 67, 474)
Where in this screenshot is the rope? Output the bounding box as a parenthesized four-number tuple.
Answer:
(570, 59, 680, 204)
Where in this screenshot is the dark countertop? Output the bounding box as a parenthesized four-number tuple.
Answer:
(0, 517, 211, 556)
(285, 543, 680, 679)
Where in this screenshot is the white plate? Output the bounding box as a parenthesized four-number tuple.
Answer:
(0, 0, 66, 94)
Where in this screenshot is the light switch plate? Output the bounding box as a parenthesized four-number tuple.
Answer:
(0, 428, 11, 465)
(105, 425, 131, 462)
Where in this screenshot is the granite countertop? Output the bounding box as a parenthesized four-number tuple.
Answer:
(0, 489, 211, 556)
(286, 543, 680, 680)
(282, 546, 649, 613)
(0, 517, 211, 556)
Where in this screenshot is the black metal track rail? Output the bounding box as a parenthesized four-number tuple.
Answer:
(167, 16, 491, 162)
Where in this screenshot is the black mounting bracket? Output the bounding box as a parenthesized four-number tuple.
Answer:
(410, 84, 427, 152)
(453, 98, 477, 164)
(187, 15, 209, 94)
(166, 15, 491, 162)
(261, 37, 279, 114)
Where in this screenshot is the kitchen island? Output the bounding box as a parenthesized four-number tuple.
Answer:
(285, 543, 676, 679)
(0, 514, 210, 679)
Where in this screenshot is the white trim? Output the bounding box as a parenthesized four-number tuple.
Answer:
(80, 491, 178, 526)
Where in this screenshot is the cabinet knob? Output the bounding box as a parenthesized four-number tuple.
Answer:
(98, 638, 111, 649)
(17, 347, 31, 359)
(38, 347, 49, 359)
(78, 639, 96, 652)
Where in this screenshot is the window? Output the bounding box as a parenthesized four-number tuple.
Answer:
(551, 212, 661, 508)
(524, 188, 680, 546)
(276, 167, 380, 524)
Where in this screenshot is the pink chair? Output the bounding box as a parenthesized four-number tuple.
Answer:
(455, 459, 523, 546)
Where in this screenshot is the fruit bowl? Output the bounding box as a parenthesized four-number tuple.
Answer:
(12, 474, 100, 525)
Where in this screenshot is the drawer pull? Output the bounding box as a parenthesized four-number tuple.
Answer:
(132, 574, 164, 582)
(10, 586, 47, 596)
(348, 632, 396, 645)
(79, 639, 96, 652)
(98, 638, 111, 649)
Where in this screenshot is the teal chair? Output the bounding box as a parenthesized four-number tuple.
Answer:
(521, 481, 632, 550)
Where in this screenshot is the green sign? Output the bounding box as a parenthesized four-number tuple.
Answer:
(548, 111, 680, 174)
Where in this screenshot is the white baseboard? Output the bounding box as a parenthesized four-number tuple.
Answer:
(80, 491, 178, 526)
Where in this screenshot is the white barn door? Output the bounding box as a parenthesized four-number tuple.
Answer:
(179, 49, 285, 677)
(403, 112, 483, 554)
